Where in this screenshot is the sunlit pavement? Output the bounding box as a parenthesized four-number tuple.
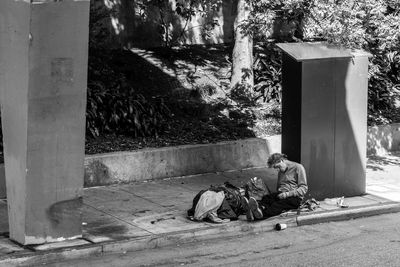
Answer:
(367, 152, 400, 202)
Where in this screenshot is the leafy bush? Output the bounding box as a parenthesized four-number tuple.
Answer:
(87, 1, 171, 138)
(246, 0, 400, 125)
(88, 0, 119, 50)
(253, 43, 282, 103)
(304, 0, 400, 124)
(86, 50, 171, 138)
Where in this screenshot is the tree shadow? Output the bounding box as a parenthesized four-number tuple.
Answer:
(87, 45, 257, 151)
(113, 46, 254, 130)
(367, 152, 400, 171)
(367, 123, 400, 156)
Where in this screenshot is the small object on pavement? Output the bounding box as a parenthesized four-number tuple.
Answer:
(275, 223, 287, 231)
(337, 196, 349, 208)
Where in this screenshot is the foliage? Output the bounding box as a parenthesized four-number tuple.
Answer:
(86, 50, 171, 138)
(89, 0, 119, 50)
(244, 0, 313, 41)
(137, 0, 223, 47)
(253, 43, 282, 103)
(245, 0, 400, 124)
(87, 1, 171, 138)
(229, 83, 258, 105)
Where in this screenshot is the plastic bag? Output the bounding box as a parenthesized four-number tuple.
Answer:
(245, 177, 270, 201)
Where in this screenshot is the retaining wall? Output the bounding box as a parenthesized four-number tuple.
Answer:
(0, 138, 273, 197)
(1, 124, 399, 198)
(83, 138, 271, 186)
(367, 123, 400, 156)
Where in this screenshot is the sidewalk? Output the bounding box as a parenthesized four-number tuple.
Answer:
(1, 155, 400, 266)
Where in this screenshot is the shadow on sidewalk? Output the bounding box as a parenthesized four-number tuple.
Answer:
(0, 162, 399, 260)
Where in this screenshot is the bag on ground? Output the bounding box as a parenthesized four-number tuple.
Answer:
(245, 177, 270, 201)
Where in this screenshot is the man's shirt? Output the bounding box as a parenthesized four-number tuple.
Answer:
(277, 160, 308, 198)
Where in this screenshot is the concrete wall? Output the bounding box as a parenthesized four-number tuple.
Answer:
(266, 124, 400, 158)
(0, 138, 271, 194)
(367, 123, 400, 156)
(84, 138, 272, 186)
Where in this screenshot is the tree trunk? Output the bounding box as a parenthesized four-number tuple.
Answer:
(230, 0, 253, 90)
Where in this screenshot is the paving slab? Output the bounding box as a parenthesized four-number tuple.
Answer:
(157, 173, 233, 193)
(366, 152, 400, 202)
(341, 195, 381, 207)
(370, 192, 400, 202)
(117, 183, 195, 211)
(84, 187, 168, 220)
(131, 211, 211, 234)
(82, 204, 150, 243)
(319, 195, 383, 211)
(362, 194, 392, 203)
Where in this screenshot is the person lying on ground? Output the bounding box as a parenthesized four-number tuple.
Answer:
(242, 153, 308, 221)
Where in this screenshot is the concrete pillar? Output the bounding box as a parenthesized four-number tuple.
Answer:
(0, 0, 90, 245)
(0, 166, 5, 199)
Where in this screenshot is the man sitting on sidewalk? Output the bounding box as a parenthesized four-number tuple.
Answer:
(243, 153, 308, 221)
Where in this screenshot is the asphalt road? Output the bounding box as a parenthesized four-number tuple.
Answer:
(42, 213, 400, 267)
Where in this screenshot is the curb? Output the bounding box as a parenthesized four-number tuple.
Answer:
(297, 202, 400, 226)
(100, 217, 298, 255)
(0, 217, 296, 266)
(1, 202, 400, 266)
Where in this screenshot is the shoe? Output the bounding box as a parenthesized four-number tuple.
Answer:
(241, 197, 254, 221)
(249, 197, 263, 219)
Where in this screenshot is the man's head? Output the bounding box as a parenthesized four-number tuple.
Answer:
(267, 153, 288, 172)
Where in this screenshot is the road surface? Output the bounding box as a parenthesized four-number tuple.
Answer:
(41, 213, 400, 267)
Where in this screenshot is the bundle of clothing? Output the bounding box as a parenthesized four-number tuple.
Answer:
(187, 177, 320, 223)
(187, 182, 246, 223)
(187, 177, 272, 223)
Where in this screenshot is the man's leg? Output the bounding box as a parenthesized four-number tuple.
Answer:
(260, 196, 301, 218)
(247, 194, 277, 220)
(241, 197, 254, 221)
(248, 197, 263, 219)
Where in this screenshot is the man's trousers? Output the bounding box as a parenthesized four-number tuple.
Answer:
(259, 193, 301, 219)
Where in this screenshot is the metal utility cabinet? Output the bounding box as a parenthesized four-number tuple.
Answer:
(277, 42, 371, 200)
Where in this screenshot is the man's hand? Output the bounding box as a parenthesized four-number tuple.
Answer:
(277, 192, 289, 199)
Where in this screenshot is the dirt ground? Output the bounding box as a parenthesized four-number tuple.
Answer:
(85, 45, 281, 155)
